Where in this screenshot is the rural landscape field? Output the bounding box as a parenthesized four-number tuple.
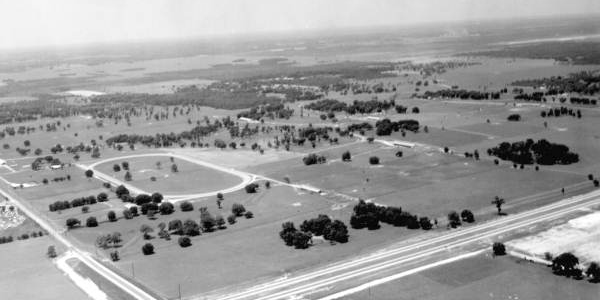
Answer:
(1, 1, 600, 299)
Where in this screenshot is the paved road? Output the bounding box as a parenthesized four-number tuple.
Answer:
(0, 185, 159, 300)
(198, 187, 600, 300)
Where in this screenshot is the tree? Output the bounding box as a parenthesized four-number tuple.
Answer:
(279, 222, 297, 246)
(507, 114, 521, 121)
(342, 151, 351, 162)
(447, 211, 461, 228)
(140, 224, 154, 239)
(96, 234, 111, 249)
(85, 169, 94, 178)
(182, 219, 200, 236)
(155, 161, 162, 169)
(491, 196, 505, 215)
(123, 209, 133, 219)
(178, 236, 192, 247)
(142, 243, 154, 255)
(292, 231, 312, 249)
(82, 206, 89, 213)
(200, 207, 216, 232)
(171, 164, 179, 173)
(245, 183, 258, 193)
(115, 185, 129, 198)
(124, 171, 132, 181)
(419, 217, 432, 230)
(47, 245, 57, 258)
(159, 202, 174, 215)
(66, 218, 80, 229)
(300, 215, 332, 236)
(97, 192, 108, 202)
(216, 214, 226, 229)
(586, 262, 600, 282)
(227, 214, 237, 224)
(232, 203, 246, 216)
(460, 209, 475, 223)
(168, 219, 183, 234)
(113, 164, 121, 172)
(552, 252, 580, 277)
(107, 210, 117, 222)
(492, 242, 506, 256)
(110, 251, 119, 262)
(369, 156, 380, 165)
(121, 161, 129, 171)
(86, 217, 98, 227)
(180, 201, 194, 212)
(245, 211, 254, 219)
(151, 192, 163, 203)
(323, 220, 349, 243)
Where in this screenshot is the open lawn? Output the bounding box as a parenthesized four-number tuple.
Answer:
(0, 236, 88, 300)
(343, 254, 600, 300)
(94, 155, 243, 195)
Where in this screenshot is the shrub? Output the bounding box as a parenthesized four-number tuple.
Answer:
(81, 206, 89, 213)
(244, 183, 259, 193)
(97, 192, 108, 202)
(122, 209, 133, 219)
(419, 217, 432, 230)
(552, 252, 580, 277)
(447, 211, 461, 228)
(200, 208, 216, 232)
(369, 156, 380, 165)
(342, 151, 351, 161)
(168, 219, 183, 234)
(303, 153, 326, 165)
(66, 218, 80, 229)
(179, 201, 194, 212)
(232, 203, 246, 216)
(129, 206, 138, 216)
(115, 185, 129, 198)
(182, 219, 200, 236)
(461, 209, 475, 223)
(159, 202, 174, 215)
(47, 246, 57, 258)
(141, 243, 154, 255)
(227, 214, 236, 225)
(216, 215, 226, 229)
(300, 215, 332, 236)
(178, 237, 192, 248)
(244, 211, 254, 219)
(507, 114, 521, 121)
(107, 210, 117, 222)
(86, 217, 98, 227)
(110, 251, 119, 261)
(492, 242, 506, 256)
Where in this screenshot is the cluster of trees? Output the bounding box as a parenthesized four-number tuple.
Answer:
(346, 122, 373, 133)
(95, 232, 122, 249)
(419, 89, 501, 100)
(350, 200, 432, 231)
(507, 114, 521, 121)
(570, 97, 597, 105)
(304, 99, 396, 114)
(303, 153, 327, 165)
(30, 156, 62, 171)
(1, 231, 46, 244)
(549, 252, 600, 282)
(49, 193, 108, 212)
(299, 215, 349, 243)
(237, 103, 294, 120)
(41, 175, 71, 185)
(447, 209, 475, 228)
(279, 222, 313, 249)
(375, 119, 419, 135)
(512, 71, 600, 96)
(540, 107, 582, 118)
(488, 139, 579, 165)
(105, 124, 220, 148)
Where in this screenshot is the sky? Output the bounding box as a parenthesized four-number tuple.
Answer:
(0, 0, 599, 50)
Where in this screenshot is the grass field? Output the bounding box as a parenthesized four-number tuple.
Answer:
(343, 254, 600, 300)
(0, 236, 88, 300)
(94, 155, 243, 195)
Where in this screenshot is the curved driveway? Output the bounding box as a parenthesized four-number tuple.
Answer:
(79, 152, 256, 203)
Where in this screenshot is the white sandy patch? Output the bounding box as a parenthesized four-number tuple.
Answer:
(507, 211, 600, 266)
(64, 90, 106, 97)
(554, 127, 568, 132)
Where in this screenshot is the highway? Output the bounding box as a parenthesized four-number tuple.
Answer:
(0, 184, 159, 300)
(199, 187, 600, 300)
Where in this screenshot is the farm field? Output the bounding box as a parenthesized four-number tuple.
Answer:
(342, 253, 600, 300)
(0, 236, 88, 300)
